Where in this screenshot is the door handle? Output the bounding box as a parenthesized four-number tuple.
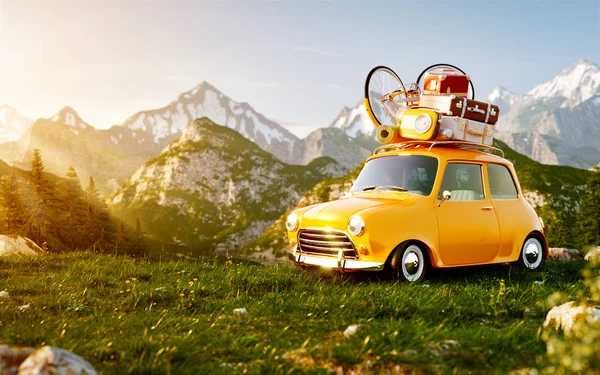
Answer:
(481, 206, 494, 211)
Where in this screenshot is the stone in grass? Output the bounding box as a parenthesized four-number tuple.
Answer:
(0, 290, 9, 298)
(233, 308, 248, 317)
(343, 324, 361, 337)
(543, 301, 600, 336)
(18, 346, 97, 375)
(0, 344, 35, 375)
(548, 248, 582, 261)
(0, 235, 43, 257)
(584, 246, 600, 262)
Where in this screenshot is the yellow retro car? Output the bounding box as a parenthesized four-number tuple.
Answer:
(285, 141, 547, 282)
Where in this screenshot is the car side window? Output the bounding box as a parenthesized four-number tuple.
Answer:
(488, 163, 518, 200)
(438, 163, 484, 201)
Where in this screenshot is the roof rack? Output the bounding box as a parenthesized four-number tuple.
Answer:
(373, 140, 505, 158)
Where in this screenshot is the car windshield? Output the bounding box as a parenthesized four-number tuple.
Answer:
(350, 155, 438, 196)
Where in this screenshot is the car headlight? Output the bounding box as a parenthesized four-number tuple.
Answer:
(348, 215, 365, 236)
(286, 212, 298, 232)
(414, 113, 433, 134)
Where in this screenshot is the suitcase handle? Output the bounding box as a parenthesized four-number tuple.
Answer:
(465, 128, 485, 137)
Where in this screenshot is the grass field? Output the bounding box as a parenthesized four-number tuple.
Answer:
(0, 253, 588, 374)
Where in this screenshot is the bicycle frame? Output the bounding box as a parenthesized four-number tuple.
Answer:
(379, 90, 421, 123)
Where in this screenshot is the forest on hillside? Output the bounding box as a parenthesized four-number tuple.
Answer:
(0, 149, 146, 255)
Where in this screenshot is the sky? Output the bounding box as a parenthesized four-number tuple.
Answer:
(0, 0, 599, 137)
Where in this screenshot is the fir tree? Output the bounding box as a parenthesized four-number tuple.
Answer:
(117, 221, 129, 255)
(0, 167, 25, 234)
(576, 167, 600, 248)
(25, 149, 55, 247)
(61, 166, 86, 249)
(131, 217, 146, 257)
(83, 176, 115, 251)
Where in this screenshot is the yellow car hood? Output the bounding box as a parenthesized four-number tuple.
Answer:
(300, 194, 417, 230)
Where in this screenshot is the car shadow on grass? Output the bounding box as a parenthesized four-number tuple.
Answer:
(301, 260, 586, 287)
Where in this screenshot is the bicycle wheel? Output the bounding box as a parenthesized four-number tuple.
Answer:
(364, 66, 406, 127)
(416, 63, 475, 100)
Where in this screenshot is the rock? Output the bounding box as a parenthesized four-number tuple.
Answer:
(584, 246, 600, 262)
(17, 304, 30, 311)
(18, 346, 97, 375)
(543, 301, 600, 335)
(548, 248, 582, 261)
(533, 280, 543, 285)
(0, 291, 9, 299)
(0, 344, 35, 375)
(343, 324, 361, 337)
(0, 236, 43, 257)
(233, 308, 247, 317)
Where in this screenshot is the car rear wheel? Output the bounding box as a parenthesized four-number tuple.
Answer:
(520, 237, 544, 271)
(390, 243, 428, 282)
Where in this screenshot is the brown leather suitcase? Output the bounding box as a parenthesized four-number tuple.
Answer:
(422, 71, 470, 97)
(418, 95, 500, 125)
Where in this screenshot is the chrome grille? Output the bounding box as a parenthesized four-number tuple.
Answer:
(298, 229, 357, 258)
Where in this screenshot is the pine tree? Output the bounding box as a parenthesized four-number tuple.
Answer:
(60, 166, 86, 249)
(576, 167, 600, 248)
(25, 149, 55, 247)
(0, 167, 25, 234)
(131, 217, 146, 257)
(83, 176, 115, 251)
(117, 221, 128, 255)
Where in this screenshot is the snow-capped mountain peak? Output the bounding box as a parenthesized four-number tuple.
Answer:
(50, 106, 90, 129)
(120, 81, 297, 147)
(488, 86, 514, 103)
(0, 105, 33, 144)
(329, 102, 373, 138)
(527, 59, 600, 106)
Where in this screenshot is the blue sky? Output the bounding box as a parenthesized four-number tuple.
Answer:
(0, 0, 598, 136)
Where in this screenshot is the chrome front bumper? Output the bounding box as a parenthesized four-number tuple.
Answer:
(292, 245, 385, 271)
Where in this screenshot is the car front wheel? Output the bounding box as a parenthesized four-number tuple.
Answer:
(520, 237, 544, 270)
(390, 243, 428, 282)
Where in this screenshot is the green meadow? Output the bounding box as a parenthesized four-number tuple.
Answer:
(0, 253, 589, 374)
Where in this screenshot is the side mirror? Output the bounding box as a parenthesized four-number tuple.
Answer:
(437, 190, 451, 207)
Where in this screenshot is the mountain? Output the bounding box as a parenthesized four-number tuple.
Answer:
(49, 106, 91, 129)
(242, 140, 592, 260)
(113, 81, 297, 150)
(0, 82, 305, 194)
(0, 105, 33, 144)
(492, 59, 600, 168)
(329, 103, 374, 138)
(0, 108, 151, 196)
(267, 127, 376, 170)
(108, 118, 345, 252)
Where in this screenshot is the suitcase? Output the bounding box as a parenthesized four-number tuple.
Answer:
(419, 95, 500, 125)
(423, 71, 470, 97)
(438, 116, 494, 146)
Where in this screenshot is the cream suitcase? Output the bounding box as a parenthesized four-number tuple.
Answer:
(438, 116, 494, 146)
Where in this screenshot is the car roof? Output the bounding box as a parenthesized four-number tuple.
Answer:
(367, 143, 513, 166)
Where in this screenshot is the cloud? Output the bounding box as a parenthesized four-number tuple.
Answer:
(292, 47, 342, 58)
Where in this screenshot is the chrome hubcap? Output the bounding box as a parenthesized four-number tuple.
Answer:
(404, 251, 420, 276)
(523, 238, 542, 269)
(401, 245, 424, 281)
